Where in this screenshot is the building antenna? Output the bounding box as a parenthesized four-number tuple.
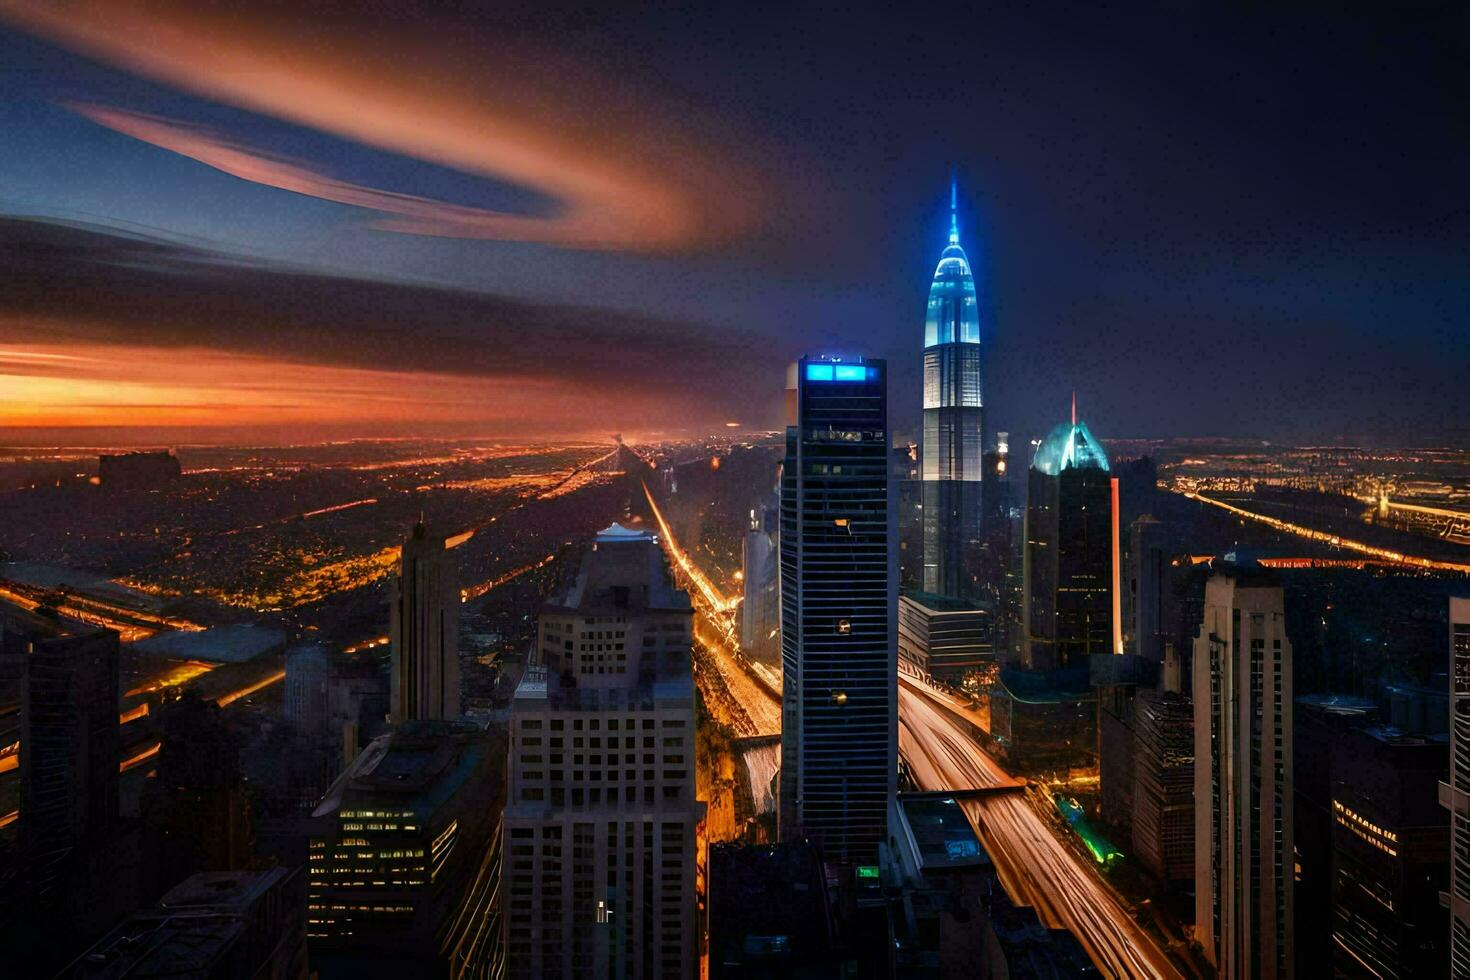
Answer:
(1071, 390, 1077, 427)
(949, 169, 960, 246)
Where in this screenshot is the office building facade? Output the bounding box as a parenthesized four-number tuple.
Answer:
(920, 181, 985, 602)
(1331, 726, 1448, 979)
(1446, 596, 1470, 977)
(779, 356, 896, 866)
(896, 592, 994, 687)
(391, 522, 461, 722)
(1131, 690, 1194, 883)
(504, 524, 701, 979)
(308, 720, 506, 977)
(1193, 565, 1294, 977)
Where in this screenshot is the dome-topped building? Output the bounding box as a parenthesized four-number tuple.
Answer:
(1032, 419, 1111, 476)
(1022, 399, 1120, 670)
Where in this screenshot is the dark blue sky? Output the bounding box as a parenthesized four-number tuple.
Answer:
(0, 3, 1465, 445)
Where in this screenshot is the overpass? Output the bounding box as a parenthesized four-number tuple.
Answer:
(732, 733, 780, 750)
(899, 785, 1026, 801)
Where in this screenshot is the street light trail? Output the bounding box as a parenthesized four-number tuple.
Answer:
(1178, 489, 1470, 573)
(898, 677, 1180, 979)
(642, 488, 1174, 974)
(215, 668, 286, 708)
(642, 482, 738, 614)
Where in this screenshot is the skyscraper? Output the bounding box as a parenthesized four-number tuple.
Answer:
(920, 180, 984, 602)
(1446, 596, 1470, 977)
(307, 721, 504, 976)
(390, 522, 461, 722)
(1128, 514, 1167, 663)
(1130, 688, 1194, 884)
(1194, 562, 1294, 978)
(503, 524, 701, 979)
(20, 628, 120, 879)
(1021, 406, 1117, 671)
(779, 355, 896, 866)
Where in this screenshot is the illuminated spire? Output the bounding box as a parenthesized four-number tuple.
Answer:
(1071, 390, 1077, 426)
(949, 171, 960, 245)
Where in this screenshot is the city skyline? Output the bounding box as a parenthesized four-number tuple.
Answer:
(1, 6, 1467, 979)
(1, 5, 1466, 446)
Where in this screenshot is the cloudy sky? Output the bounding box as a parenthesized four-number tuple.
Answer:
(0, 2, 1465, 445)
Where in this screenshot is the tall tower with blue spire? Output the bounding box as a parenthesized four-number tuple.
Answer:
(920, 175, 985, 600)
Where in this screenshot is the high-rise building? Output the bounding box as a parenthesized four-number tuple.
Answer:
(503, 524, 701, 979)
(1330, 726, 1448, 979)
(285, 642, 331, 736)
(1022, 407, 1118, 671)
(1193, 563, 1294, 977)
(20, 628, 120, 880)
(308, 720, 506, 977)
(1130, 689, 1194, 883)
(779, 356, 896, 867)
(1128, 514, 1167, 663)
(741, 489, 781, 667)
(920, 180, 985, 602)
(1446, 596, 1470, 977)
(141, 692, 251, 900)
(391, 522, 461, 722)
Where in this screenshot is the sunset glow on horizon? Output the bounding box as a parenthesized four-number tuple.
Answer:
(0, 340, 623, 432)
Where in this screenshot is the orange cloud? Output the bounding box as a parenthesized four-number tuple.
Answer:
(0, 340, 673, 433)
(0, 3, 759, 250)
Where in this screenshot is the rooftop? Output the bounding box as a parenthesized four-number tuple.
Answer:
(1032, 420, 1110, 476)
(313, 720, 500, 819)
(897, 796, 990, 872)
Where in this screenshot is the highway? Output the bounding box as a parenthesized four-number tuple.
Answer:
(1178, 488, 1470, 573)
(643, 476, 1178, 976)
(898, 675, 1181, 978)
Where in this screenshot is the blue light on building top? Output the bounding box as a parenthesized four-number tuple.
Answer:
(1031, 420, 1110, 475)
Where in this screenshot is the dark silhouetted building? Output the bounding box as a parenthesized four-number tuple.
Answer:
(709, 841, 837, 979)
(284, 642, 331, 736)
(779, 356, 896, 866)
(20, 628, 120, 885)
(920, 181, 985, 602)
(97, 449, 181, 490)
(308, 721, 505, 977)
(504, 524, 700, 979)
(1294, 693, 1376, 973)
(141, 693, 251, 900)
(1331, 726, 1448, 978)
(391, 522, 461, 723)
(1194, 563, 1294, 978)
(65, 868, 307, 980)
(1022, 410, 1117, 671)
(1128, 514, 1167, 663)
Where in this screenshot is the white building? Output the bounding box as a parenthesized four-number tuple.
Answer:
(503, 524, 701, 979)
(1193, 561, 1294, 978)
